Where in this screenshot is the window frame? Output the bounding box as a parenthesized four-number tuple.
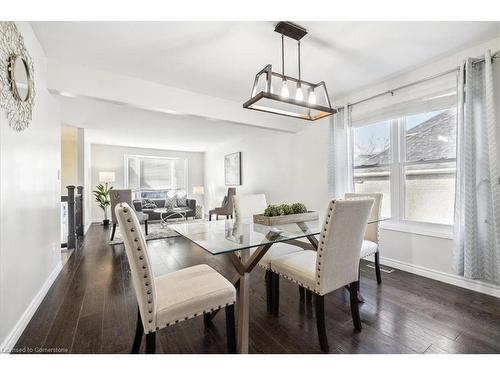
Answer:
(351, 111, 456, 239)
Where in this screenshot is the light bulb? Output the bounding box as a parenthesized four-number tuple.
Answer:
(281, 79, 289, 98)
(308, 89, 316, 105)
(295, 85, 304, 101)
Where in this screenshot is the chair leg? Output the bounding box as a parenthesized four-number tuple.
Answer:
(271, 273, 279, 316)
(299, 286, 305, 301)
(265, 270, 272, 313)
(145, 332, 156, 354)
(225, 304, 236, 354)
(374, 251, 382, 284)
(203, 312, 212, 327)
(306, 289, 313, 303)
(349, 281, 362, 332)
(131, 306, 144, 353)
(314, 294, 329, 353)
(110, 224, 117, 241)
(144, 220, 148, 235)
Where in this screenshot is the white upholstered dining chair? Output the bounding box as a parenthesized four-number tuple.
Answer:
(345, 192, 383, 284)
(270, 198, 374, 352)
(232, 194, 304, 312)
(115, 202, 237, 354)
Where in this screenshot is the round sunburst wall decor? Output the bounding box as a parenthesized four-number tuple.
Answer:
(0, 22, 35, 132)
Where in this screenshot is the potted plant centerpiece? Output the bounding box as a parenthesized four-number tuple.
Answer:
(253, 202, 318, 226)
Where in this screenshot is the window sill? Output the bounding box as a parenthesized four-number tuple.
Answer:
(380, 220, 453, 239)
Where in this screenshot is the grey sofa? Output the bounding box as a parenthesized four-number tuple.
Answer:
(132, 198, 196, 221)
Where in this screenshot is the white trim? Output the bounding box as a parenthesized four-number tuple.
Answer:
(0, 261, 63, 353)
(380, 220, 453, 239)
(378, 256, 500, 299)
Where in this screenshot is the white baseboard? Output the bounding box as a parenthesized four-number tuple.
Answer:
(0, 261, 63, 353)
(378, 256, 500, 299)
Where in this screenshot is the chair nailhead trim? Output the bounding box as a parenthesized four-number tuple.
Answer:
(158, 301, 236, 329)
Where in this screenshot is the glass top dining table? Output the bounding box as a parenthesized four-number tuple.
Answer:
(168, 217, 388, 255)
(168, 216, 388, 354)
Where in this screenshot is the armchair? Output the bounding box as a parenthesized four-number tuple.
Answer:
(109, 189, 148, 241)
(209, 188, 236, 221)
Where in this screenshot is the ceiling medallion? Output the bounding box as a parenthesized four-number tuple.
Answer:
(243, 21, 335, 121)
(0, 21, 35, 131)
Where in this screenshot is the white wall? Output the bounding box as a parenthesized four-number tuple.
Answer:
(90, 144, 204, 222)
(0, 23, 62, 350)
(205, 36, 500, 296)
(204, 121, 330, 214)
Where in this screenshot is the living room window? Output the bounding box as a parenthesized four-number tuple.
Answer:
(352, 107, 457, 228)
(125, 155, 188, 198)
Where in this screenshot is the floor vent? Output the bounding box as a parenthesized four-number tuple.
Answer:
(366, 264, 395, 273)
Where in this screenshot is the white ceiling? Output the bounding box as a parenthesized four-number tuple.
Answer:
(33, 21, 500, 101)
(32, 21, 500, 151)
(57, 95, 276, 152)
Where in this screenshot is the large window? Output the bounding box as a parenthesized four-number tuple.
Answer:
(352, 107, 457, 226)
(125, 155, 188, 198)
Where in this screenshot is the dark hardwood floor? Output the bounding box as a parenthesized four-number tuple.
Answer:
(14, 224, 500, 354)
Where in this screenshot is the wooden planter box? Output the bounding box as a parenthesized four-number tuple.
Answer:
(253, 211, 319, 226)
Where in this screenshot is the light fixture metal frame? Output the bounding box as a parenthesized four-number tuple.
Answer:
(243, 21, 336, 121)
(243, 64, 335, 121)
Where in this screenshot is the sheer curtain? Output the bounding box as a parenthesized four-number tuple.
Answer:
(328, 104, 353, 199)
(454, 50, 500, 283)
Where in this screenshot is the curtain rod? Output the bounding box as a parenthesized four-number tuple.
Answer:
(336, 50, 500, 111)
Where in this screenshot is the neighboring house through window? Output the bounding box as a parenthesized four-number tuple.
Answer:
(352, 107, 457, 227)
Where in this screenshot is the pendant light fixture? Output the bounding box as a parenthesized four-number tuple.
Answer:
(243, 21, 335, 121)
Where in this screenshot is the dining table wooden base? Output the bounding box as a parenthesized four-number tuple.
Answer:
(226, 242, 275, 353)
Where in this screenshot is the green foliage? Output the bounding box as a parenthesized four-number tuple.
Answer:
(264, 204, 284, 217)
(291, 202, 308, 214)
(263, 202, 308, 217)
(93, 183, 112, 211)
(279, 204, 293, 215)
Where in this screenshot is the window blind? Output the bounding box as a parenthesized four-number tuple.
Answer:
(126, 156, 187, 191)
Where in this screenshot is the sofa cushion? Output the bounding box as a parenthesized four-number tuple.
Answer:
(165, 196, 178, 209)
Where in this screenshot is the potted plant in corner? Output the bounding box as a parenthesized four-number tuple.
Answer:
(93, 183, 113, 226)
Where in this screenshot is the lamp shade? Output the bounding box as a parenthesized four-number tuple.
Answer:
(99, 171, 115, 183)
(192, 186, 205, 195)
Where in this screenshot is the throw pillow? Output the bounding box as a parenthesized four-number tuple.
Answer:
(176, 196, 187, 207)
(142, 199, 157, 209)
(165, 196, 178, 209)
(176, 190, 187, 207)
